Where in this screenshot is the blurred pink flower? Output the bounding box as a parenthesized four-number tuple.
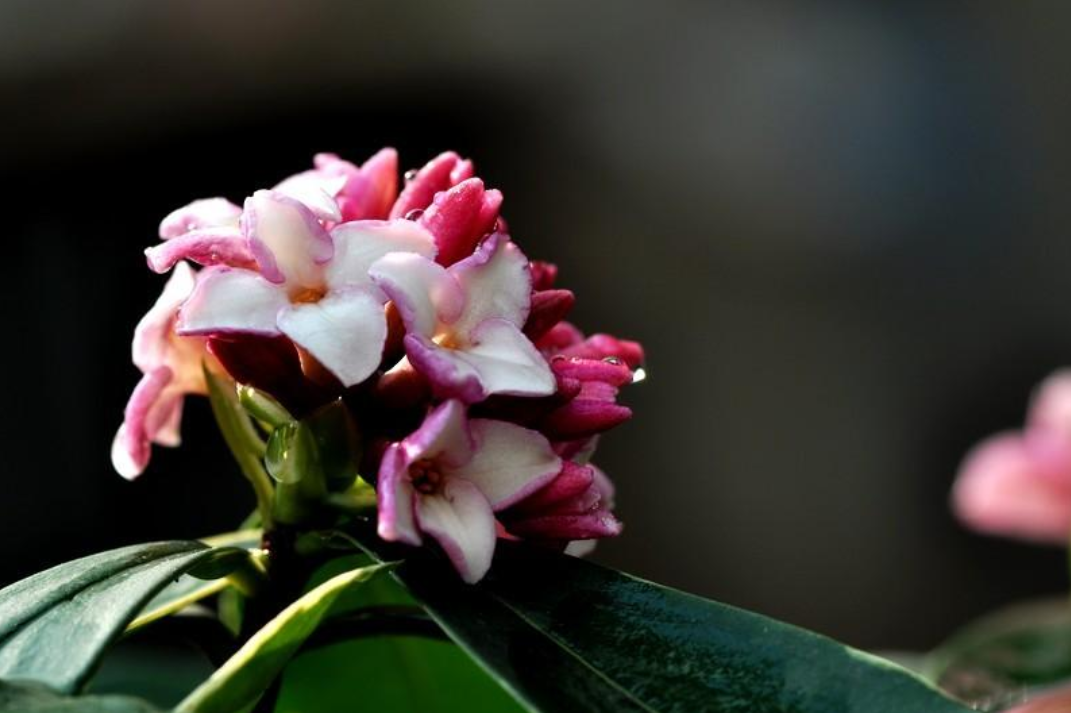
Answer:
(953, 371, 1071, 544)
(1004, 685, 1071, 713)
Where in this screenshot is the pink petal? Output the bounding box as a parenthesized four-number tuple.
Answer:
(536, 321, 584, 354)
(1004, 684, 1071, 713)
(158, 198, 241, 239)
(557, 333, 645, 370)
(402, 399, 474, 469)
(449, 419, 561, 510)
(952, 433, 1071, 544)
(276, 288, 387, 388)
(273, 170, 345, 222)
(322, 148, 399, 221)
(111, 367, 173, 479)
(376, 444, 421, 545)
(418, 179, 503, 267)
(242, 190, 333, 287)
(506, 511, 622, 540)
(390, 151, 465, 219)
(325, 220, 436, 292)
(145, 228, 257, 274)
(510, 462, 596, 515)
(176, 267, 288, 337)
(1029, 369, 1071, 437)
(449, 234, 532, 335)
(132, 262, 197, 372)
(530, 261, 558, 291)
(416, 478, 497, 583)
(369, 253, 465, 338)
(524, 289, 575, 341)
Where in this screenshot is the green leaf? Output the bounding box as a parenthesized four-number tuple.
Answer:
(175, 562, 393, 713)
(924, 598, 1071, 710)
(0, 679, 163, 712)
(276, 637, 529, 713)
(356, 535, 971, 713)
(0, 542, 241, 694)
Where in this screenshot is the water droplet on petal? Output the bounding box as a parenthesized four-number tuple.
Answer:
(602, 356, 623, 365)
(404, 169, 418, 182)
(631, 367, 647, 384)
(404, 209, 424, 221)
(551, 355, 567, 363)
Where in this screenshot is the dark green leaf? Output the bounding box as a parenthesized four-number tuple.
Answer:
(0, 680, 162, 712)
(356, 534, 971, 713)
(0, 542, 243, 694)
(924, 598, 1071, 711)
(302, 400, 361, 493)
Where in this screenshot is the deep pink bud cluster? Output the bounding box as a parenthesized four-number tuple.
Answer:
(114, 149, 644, 582)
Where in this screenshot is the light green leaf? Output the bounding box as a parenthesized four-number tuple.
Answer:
(355, 534, 971, 713)
(175, 562, 393, 713)
(0, 679, 163, 712)
(0, 542, 241, 694)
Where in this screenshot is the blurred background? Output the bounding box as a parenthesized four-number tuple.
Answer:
(2, 0, 1070, 652)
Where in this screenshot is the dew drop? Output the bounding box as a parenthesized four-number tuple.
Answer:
(404, 209, 425, 221)
(551, 355, 567, 363)
(632, 367, 647, 384)
(602, 356, 623, 365)
(404, 169, 418, 182)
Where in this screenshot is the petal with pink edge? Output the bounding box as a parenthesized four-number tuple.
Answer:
(450, 234, 532, 335)
(273, 170, 345, 222)
(132, 262, 197, 372)
(1029, 369, 1071, 437)
(376, 444, 421, 545)
(402, 400, 474, 469)
(176, 268, 288, 337)
(145, 228, 257, 274)
(326, 220, 436, 292)
(276, 288, 387, 388)
(451, 419, 561, 509)
(159, 198, 241, 239)
(459, 319, 556, 397)
(242, 190, 333, 286)
(369, 253, 465, 338)
(390, 151, 464, 219)
(112, 367, 173, 479)
(416, 478, 497, 584)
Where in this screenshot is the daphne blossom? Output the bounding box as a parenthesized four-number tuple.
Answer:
(377, 400, 562, 582)
(953, 370, 1071, 544)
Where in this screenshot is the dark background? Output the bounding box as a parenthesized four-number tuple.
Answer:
(3, 1, 1070, 651)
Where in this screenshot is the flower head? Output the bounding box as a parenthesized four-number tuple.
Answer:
(953, 370, 1071, 544)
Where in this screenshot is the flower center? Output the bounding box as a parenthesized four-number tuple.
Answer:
(290, 286, 327, 304)
(410, 459, 443, 494)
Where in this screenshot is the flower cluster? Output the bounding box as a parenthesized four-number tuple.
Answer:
(953, 370, 1071, 544)
(113, 150, 643, 582)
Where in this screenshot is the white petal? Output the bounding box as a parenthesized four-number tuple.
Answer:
(453, 319, 556, 398)
(451, 419, 561, 510)
(159, 198, 241, 238)
(416, 479, 497, 583)
(244, 190, 333, 288)
(132, 262, 197, 372)
(326, 220, 436, 292)
(402, 399, 474, 469)
(369, 253, 464, 338)
(273, 171, 345, 222)
(450, 235, 531, 336)
(176, 267, 287, 336)
(276, 288, 387, 387)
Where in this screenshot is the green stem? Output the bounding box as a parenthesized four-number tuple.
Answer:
(205, 366, 275, 530)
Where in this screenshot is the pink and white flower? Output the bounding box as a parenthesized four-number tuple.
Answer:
(112, 263, 209, 479)
(377, 400, 562, 582)
(953, 370, 1071, 544)
(168, 190, 436, 388)
(369, 233, 556, 403)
